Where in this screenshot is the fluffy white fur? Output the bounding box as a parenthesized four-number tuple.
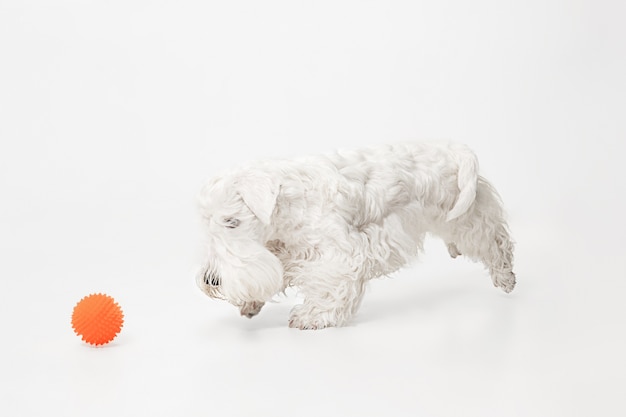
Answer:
(196, 142, 515, 329)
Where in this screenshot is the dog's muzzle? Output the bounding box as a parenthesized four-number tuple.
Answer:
(196, 267, 225, 300)
(197, 246, 284, 304)
(203, 270, 221, 287)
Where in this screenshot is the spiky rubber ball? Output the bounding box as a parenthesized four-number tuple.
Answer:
(71, 293, 124, 346)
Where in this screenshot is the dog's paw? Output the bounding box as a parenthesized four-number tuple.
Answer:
(447, 242, 462, 258)
(493, 271, 516, 293)
(239, 301, 265, 318)
(288, 305, 334, 330)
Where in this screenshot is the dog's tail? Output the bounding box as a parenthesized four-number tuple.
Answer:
(446, 145, 479, 222)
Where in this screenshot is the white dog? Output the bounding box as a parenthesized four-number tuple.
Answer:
(196, 142, 515, 329)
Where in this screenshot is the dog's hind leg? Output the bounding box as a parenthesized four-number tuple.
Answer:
(449, 178, 516, 293)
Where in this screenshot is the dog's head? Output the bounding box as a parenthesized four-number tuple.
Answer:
(196, 168, 284, 306)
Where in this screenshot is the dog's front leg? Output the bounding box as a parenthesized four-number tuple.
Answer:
(289, 301, 342, 330)
(288, 261, 367, 330)
(239, 301, 265, 318)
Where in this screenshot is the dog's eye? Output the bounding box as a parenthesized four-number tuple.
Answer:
(224, 218, 240, 229)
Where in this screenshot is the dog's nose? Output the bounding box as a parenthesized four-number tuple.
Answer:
(203, 271, 221, 287)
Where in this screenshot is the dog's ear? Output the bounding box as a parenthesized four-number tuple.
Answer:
(235, 171, 279, 225)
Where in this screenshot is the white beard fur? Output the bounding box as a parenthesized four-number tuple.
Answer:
(197, 142, 515, 330)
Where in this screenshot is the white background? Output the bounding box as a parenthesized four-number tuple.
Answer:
(1, 1, 625, 416)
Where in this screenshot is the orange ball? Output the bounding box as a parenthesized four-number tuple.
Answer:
(71, 293, 124, 346)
